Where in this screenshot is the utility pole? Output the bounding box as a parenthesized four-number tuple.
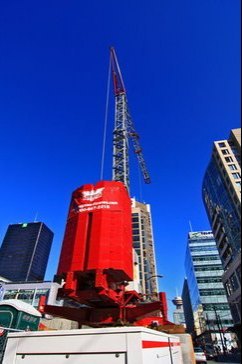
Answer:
(213, 306, 226, 354)
(206, 313, 213, 346)
(218, 313, 227, 353)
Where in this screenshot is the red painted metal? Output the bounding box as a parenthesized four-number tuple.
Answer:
(56, 181, 133, 307)
(58, 180, 132, 279)
(142, 341, 170, 349)
(110, 47, 126, 96)
(39, 294, 167, 327)
(159, 292, 169, 322)
(40, 180, 176, 327)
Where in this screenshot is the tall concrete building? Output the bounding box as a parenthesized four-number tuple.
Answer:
(185, 231, 233, 340)
(202, 128, 241, 326)
(0, 222, 53, 282)
(131, 198, 158, 296)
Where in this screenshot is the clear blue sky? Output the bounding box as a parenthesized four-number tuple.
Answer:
(0, 1, 240, 317)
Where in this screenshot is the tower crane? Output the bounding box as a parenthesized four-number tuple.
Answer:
(38, 49, 172, 328)
(110, 47, 151, 193)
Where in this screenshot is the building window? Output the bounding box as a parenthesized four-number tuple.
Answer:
(132, 229, 140, 235)
(218, 142, 226, 148)
(225, 156, 234, 163)
(200, 289, 227, 296)
(235, 181, 241, 188)
(203, 303, 230, 311)
(194, 265, 223, 272)
(225, 281, 233, 296)
(230, 273, 240, 292)
(228, 164, 237, 171)
(17, 289, 34, 303)
(197, 277, 222, 284)
(222, 149, 229, 155)
(3, 290, 18, 300)
(132, 223, 139, 229)
(232, 173, 241, 180)
(133, 236, 140, 242)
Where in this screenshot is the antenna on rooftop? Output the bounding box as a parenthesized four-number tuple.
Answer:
(189, 220, 193, 232)
(34, 212, 38, 222)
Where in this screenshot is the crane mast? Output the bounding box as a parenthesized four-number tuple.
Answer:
(38, 48, 173, 329)
(110, 47, 151, 193)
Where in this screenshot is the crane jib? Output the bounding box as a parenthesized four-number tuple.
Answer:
(110, 48, 151, 190)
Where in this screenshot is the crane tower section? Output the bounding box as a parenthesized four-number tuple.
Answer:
(110, 48, 151, 193)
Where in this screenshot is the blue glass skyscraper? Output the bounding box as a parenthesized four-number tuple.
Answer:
(184, 231, 233, 341)
(0, 222, 53, 282)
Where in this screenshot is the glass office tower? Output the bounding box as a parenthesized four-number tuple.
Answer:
(185, 231, 233, 338)
(0, 222, 53, 282)
(202, 128, 241, 325)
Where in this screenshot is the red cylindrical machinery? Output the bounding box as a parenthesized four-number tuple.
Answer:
(42, 180, 174, 325)
(57, 181, 133, 306)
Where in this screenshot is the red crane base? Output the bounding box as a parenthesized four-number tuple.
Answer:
(38, 292, 174, 328)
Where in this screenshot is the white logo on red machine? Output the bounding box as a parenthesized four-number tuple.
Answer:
(82, 188, 104, 202)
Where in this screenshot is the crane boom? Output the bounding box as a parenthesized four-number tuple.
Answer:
(110, 47, 151, 192)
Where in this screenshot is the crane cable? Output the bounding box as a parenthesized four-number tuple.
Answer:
(100, 55, 111, 181)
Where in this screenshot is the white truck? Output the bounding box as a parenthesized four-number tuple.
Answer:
(2, 327, 183, 364)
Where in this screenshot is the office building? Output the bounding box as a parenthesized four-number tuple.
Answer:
(0, 222, 53, 282)
(172, 296, 186, 327)
(0, 280, 60, 309)
(185, 231, 233, 339)
(0, 279, 78, 329)
(182, 278, 195, 334)
(202, 128, 241, 325)
(131, 198, 158, 296)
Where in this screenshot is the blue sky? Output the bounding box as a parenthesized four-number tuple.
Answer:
(0, 1, 240, 317)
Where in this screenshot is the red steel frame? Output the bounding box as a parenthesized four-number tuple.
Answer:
(39, 181, 174, 327)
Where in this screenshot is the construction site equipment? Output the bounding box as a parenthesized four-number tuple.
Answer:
(37, 49, 180, 328)
(40, 181, 172, 326)
(2, 327, 183, 364)
(110, 47, 151, 192)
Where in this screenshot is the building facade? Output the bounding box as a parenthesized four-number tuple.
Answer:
(185, 231, 233, 339)
(202, 128, 241, 325)
(182, 278, 195, 334)
(0, 279, 79, 329)
(0, 222, 53, 282)
(131, 198, 158, 296)
(0, 280, 60, 308)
